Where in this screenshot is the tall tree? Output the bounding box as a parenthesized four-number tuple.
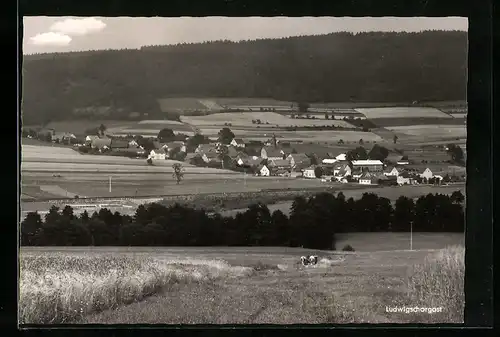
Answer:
(172, 163, 184, 184)
(218, 128, 235, 145)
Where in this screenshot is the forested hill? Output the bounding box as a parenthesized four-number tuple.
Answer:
(22, 30, 467, 125)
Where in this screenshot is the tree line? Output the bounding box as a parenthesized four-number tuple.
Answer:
(20, 191, 465, 248)
(22, 31, 467, 125)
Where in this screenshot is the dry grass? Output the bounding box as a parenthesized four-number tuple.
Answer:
(405, 245, 465, 323)
(356, 107, 451, 119)
(20, 244, 465, 324)
(19, 254, 253, 324)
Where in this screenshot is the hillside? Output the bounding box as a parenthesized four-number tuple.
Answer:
(21, 31, 467, 125)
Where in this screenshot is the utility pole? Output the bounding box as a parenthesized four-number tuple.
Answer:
(410, 220, 413, 251)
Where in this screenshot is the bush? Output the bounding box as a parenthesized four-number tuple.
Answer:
(406, 245, 464, 323)
(342, 244, 355, 252)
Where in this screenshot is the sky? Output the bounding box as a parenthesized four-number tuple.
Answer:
(22, 16, 468, 55)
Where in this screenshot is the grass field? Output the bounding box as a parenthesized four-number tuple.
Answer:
(355, 107, 452, 119)
(368, 117, 466, 128)
(23, 120, 138, 136)
(181, 112, 354, 128)
(386, 125, 467, 139)
(19, 237, 464, 324)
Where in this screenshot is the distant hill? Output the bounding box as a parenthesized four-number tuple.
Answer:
(21, 31, 467, 125)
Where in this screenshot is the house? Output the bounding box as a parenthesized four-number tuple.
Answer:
(336, 165, 352, 178)
(261, 146, 285, 160)
(420, 168, 434, 181)
(128, 140, 139, 147)
(303, 165, 318, 179)
(270, 168, 290, 177)
(287, 153, 311, 170)
(85, 135, 99, 144)
(336, 153, 347, 161)
(397, 156, 410, 165)
(110, 139, 129, 149)
(267, 159, 291, 169)
(397, 172, 415, 185)
(257, 165, 270, 177)
(196, 144, 218, 154)
(385, 154, 404, 164)
(333, 161, 352, 176)
(149, 148, 167, 160)
(378, 175, 398, 186)
(384, 166, 405, 177)
(246, 158, 264, 168)
(359, 172, 375, 185)
(52, 132, 76, 143)
(351, 168, 363, 180)
(91, 138, 112, 150)
(322, 158, 338, 165)
(230, 138, 246, 148)
(351, 160, 384, 172)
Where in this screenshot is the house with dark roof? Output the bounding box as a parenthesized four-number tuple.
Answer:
(267, 159, 291, 169)
(260, 146, 285, 160)
(287, 153, 311, 171)
(91, 138, 112, 150)
(226, 146, 239, 158)
(110, 139, 129, 149)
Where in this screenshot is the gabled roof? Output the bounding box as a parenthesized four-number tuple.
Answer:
(205, 151, 220, 159)
(232, 138, 245, 144)
(268, 159, 290, 168)
(246, 158, 263, 167)
(360, 172, 373, 179)
(262, 146, 284, 158)
(111, 139, 129, 148)
(227, 146, 239, 158)
(288, 153, 310, 162)
(236, 152, 249, 159)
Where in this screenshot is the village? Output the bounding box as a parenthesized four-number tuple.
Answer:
(22, 126, 466, 188)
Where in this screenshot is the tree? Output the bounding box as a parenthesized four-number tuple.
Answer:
(218, 127, 235, 145)
(450, 190, 465, 204)
(158, 128, 175, 142)
(324, 113, 329, 120)
(338, 139, 344, 144)
(172, 163, 184, 184)
(393, 135, 398, 144)
(314, 166, 324, 178)
(346, 146, 368, 161)
(359, 138, 364, 145)
(99, 124, 107, 136)
(446, 144, 464, 163)
(297, 102, 310, 113)
(20, 211, 43, 245)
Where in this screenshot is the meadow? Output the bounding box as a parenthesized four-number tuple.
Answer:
(19, 237, 464, 324)
(368, 117, 466, 128)
(355, 107, 452, 119)
(386, 125, 467, 139)
(181, 111, 354, 128)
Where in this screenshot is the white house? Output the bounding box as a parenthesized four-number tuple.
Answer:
(258, 165, 270, 177)
(336, 153, 347, 161)
(149, 148, 167, 160)
(335, 165, 352, 177)
(352, 160, 384, 172)
(303, 166, 317, 179)
(358, 172, 374, 185)
(230, 138, 246, 148)
(420, 168, 434, 181)
(384, 167, 404, 177)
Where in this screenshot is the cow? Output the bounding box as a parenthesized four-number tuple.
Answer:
(309, 255, 318, 265)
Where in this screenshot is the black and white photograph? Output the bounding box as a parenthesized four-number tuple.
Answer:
(19, 16, 467, 325)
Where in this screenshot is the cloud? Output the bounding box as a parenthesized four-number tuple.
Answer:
(30, 32, 72, 46)
(49, 17, 106, 36)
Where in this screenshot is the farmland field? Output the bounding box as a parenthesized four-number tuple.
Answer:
(181, 112, 354, 128)
(157, 97, 214, 111)
(22, 120, 138, 135)
(386, 125, 467, 139)
(20, 238, 464, 324)
(356, 107, 452, 119)
(368, 117, 466, 128)
(199, 128, 383, 143)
